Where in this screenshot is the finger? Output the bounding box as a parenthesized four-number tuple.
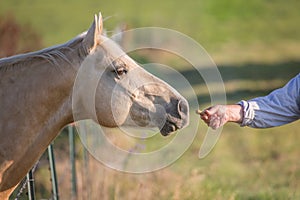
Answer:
(209, 119, 219, 130)
(206, 106, 219, 115)
(204, 109, 210, 115)
(209, 114, 222, 130)
(202, 118, 210, 126)
(200, 114, 210, 122)
(197, 106, 212, 114)
(205, 121, 210, 127)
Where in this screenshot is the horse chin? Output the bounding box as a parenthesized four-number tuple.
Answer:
(160, 121, 178, 136)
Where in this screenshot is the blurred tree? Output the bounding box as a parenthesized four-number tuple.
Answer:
(0, 13, 43, 58)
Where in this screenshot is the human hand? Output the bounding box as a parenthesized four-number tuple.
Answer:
(196, 105, 228, 130)
(196, 104, 243, 129)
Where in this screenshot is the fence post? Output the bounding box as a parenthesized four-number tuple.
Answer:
(26, 169, 36, 200)
(48, 143, 59, 200)
(69, 125, 77, 199)
(83, 145, 90, 200)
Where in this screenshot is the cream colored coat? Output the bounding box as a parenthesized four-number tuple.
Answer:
(0, 13, 189, 199)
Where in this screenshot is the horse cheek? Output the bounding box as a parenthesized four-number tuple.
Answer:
(110, 89, 132, 126)
(95, 86, 130, 127)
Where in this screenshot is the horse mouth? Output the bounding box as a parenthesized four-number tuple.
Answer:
(160, 121, 179, 136)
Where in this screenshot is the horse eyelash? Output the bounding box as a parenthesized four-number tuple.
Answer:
(112, 67, 128, 79)
(110, 60, 128, 77)
(117, 67, 128, 75)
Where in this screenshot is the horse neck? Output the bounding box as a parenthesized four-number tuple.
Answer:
(0, 38, 87, 195)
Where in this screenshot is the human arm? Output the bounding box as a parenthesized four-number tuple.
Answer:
(237, 73, 300, 128)
(198, 73, 300, 129)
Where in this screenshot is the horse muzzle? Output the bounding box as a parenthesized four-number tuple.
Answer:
(160, 98, 189, 136)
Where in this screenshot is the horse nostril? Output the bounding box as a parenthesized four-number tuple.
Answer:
(178, 99, 188, 118)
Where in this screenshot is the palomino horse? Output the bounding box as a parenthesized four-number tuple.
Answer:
(0, 13, 189, 199)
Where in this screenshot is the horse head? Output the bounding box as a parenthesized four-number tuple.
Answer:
(77, 13, 189, 136)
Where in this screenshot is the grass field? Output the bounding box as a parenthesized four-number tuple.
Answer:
(1, 0, 300, 63)
(1, 0, 300, 199)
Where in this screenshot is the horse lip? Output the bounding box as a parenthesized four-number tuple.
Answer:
(160, 121, 178, 136)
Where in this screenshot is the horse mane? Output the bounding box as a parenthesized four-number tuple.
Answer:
(0, 32, 87, 72)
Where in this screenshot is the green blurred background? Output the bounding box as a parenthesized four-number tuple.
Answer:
(1, 0, 300, 199)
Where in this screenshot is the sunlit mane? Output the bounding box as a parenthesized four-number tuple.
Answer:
(0, 32, 88, 70)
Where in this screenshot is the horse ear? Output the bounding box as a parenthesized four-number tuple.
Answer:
(83, 12, 103, 53)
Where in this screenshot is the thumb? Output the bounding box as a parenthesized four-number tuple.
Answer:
(205, 105, 220, 115)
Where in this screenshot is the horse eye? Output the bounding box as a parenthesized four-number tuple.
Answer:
(116, 67, 127, 77)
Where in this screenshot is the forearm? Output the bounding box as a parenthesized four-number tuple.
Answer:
(237, 74, 300, 128)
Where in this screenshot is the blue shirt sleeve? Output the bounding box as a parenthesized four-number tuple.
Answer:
(238, 73, 300, 128)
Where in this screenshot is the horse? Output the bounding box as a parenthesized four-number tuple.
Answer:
(0, 13, 189, 199)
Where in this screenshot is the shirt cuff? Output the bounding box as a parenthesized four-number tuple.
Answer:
(237, 100, 257, 127)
